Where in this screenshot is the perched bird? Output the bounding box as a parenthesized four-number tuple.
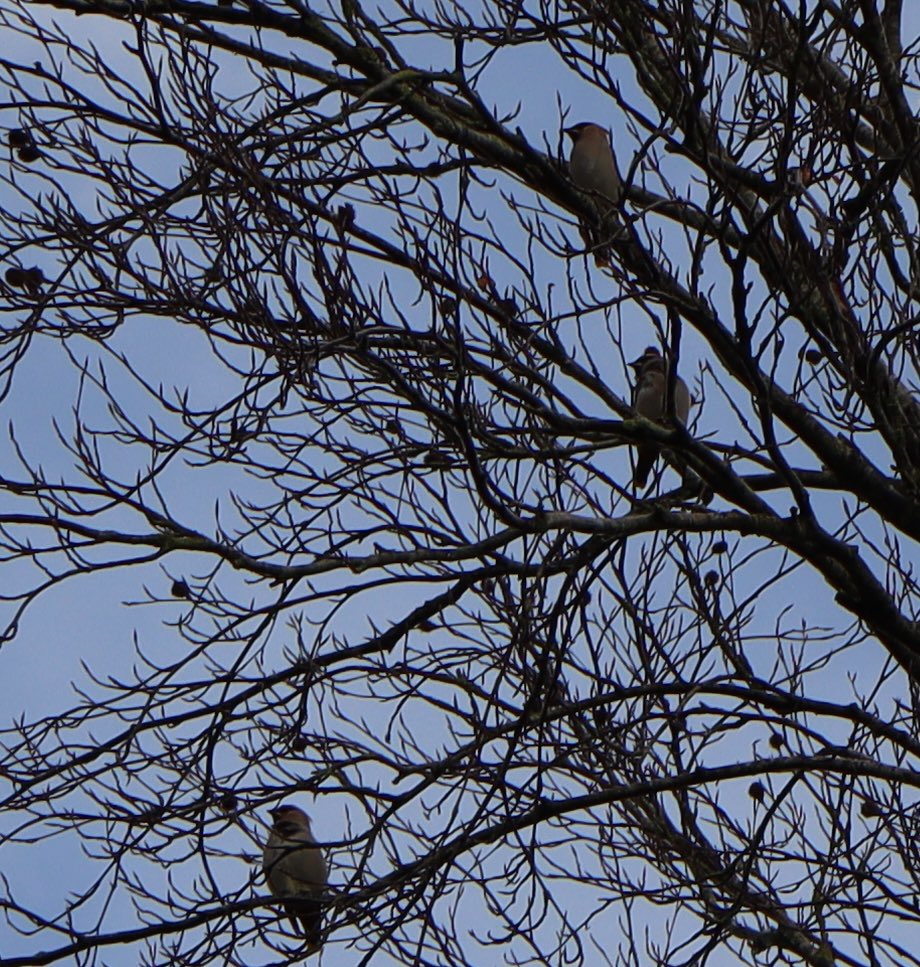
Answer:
(630, 347, 691, 487)
(565, 122, 622, 264)
(565, 122, 622, 204)
(263, 804, 328, 949)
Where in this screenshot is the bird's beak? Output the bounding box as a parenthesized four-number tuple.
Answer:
(630, 349, 659, 370)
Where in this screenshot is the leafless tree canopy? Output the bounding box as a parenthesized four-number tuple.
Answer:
(1, 1, 920, 964)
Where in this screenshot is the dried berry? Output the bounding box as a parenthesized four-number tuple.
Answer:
(860, 799, 883, 819)
(17, 145, 41, 163)
(5, 267, 25, 287)
(23, 266, 44, 293)
(335, 203, 355, 230)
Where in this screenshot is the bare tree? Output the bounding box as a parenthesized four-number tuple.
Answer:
(1, 1, 919, 964)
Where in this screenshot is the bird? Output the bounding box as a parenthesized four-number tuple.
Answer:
(565, 122, 622, 264)
(262, 803, 328, 949)
(565, 122, 622, 204)
(630, 346, 691, 488)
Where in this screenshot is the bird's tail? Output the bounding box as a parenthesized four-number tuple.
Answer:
(633, 446, 655, 488)
(285, 898, 324, 951)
